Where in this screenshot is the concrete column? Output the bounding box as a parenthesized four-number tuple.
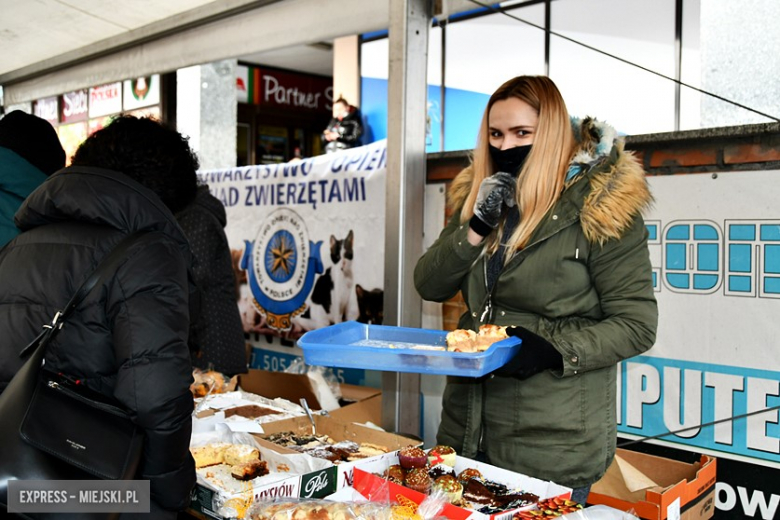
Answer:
(333, 35, 361, 108)
(176, 59, 237, 170)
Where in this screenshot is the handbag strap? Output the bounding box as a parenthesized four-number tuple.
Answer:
(19, 231, 149, 360)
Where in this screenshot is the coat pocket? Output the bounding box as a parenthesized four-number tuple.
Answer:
(487, 371, 586, 436)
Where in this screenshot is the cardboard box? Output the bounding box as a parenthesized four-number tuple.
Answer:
(257, 414, 421, 490)
(352, 453, 572, 520)
(588, 449, 717, 520)
(329, 393, 382, 425)
(238, 369, 381, 420)
(188, 437, 338, 519)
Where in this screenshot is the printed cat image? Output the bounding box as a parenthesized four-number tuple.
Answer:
(356, 285, 384, 325)
(295, 230, 359, 330)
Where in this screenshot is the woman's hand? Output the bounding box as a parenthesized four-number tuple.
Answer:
(493, 326, 563, 379)
(469, 172, 516, 236)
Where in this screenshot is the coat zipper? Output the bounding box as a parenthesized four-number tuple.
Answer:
(479, 259, 491, 324)
(476, 211, 578, 454)
(478, 257, 493, 455)
(47, 380, 131, 418)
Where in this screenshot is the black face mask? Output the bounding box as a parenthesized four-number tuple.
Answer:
(489, 144, 532, 177)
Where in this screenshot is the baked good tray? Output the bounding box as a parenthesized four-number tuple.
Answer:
(297, 321, 522, 377)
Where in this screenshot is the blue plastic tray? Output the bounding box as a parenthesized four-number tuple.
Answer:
(297, 321, 522, 377)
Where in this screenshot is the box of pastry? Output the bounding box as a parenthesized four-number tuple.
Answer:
(257, 414, 422, 491)
(238, 368, 382, 423)
(188, 432, 338, 519)
(298, 321, 522, 377)
(193, 389, 306, 434)
(351, 446, 572, 520)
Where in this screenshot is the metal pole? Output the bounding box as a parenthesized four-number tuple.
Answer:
(674, 0, 683, 131)
(544, 0, 550, 77)
(382, 0, 431, 437)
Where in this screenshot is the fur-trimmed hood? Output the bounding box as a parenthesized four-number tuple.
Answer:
(449, 117, 652, 245)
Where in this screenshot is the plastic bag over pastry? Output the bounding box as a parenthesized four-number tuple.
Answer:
(284, 358, 342, 410)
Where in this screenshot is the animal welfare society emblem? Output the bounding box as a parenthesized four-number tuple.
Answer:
(241, 208, 323, 332)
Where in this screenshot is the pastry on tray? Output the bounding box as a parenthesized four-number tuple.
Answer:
(445, 329, 478, 352)
(475, 324, 509, 351)
(446, 325, 508, 352)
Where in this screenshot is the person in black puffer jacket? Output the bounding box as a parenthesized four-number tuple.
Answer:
(323, 97, 363, 153)
(0, 116, 198, 518)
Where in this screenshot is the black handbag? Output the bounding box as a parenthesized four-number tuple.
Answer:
(0, 232, 148, 517)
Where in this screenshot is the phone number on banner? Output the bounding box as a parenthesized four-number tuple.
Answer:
(248, 346, 367, 386)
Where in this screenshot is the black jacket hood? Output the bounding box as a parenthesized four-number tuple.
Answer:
(15, 165, 191, 261)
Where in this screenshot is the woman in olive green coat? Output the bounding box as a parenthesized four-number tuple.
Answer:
(414, 76, 658, 498)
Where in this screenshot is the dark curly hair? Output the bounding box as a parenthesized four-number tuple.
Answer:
(71, 116, 199, 213)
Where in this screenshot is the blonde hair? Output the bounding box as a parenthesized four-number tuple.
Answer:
(461, 76, 575, 257)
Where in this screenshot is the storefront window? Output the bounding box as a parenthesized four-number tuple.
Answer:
(427, 26, 443, 152)
(444, 6, 545, 151)
(360, 38, 389, 148)
(550, 0, 676, 135)
(361, 27, 443, 153)
(257, 125, 287, 164)
(58, 122, 88, 165)
(237, 123, 251, 167)
(359, 0, 779, 151)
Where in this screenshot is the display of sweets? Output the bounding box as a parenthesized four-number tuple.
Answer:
(377, 444, 541, 512)
(513, 497, 584, 518)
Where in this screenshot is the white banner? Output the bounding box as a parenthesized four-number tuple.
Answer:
(197, 141, 387, 346)
(619, 170, 780, 467)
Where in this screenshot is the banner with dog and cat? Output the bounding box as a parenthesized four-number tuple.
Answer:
(198, 140, 387, 362)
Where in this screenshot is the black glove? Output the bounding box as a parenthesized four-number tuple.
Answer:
(469, 171, 516, 236)
(493, 326, 563, 380)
